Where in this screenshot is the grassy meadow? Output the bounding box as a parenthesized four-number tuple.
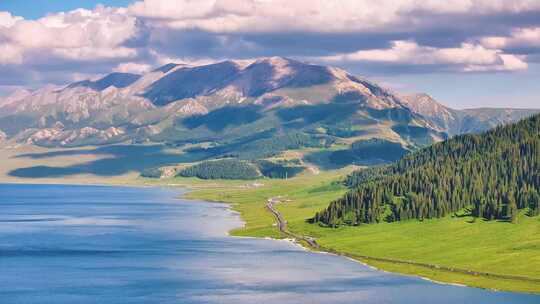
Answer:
(183, 169, 540, 293)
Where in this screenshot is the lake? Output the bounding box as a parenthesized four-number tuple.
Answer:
(0, 184, 538, 303)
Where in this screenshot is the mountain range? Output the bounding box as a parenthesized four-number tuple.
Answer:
(0, 57, 537, 168)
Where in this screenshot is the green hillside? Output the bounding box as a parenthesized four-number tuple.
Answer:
(314, 114, 540, 226)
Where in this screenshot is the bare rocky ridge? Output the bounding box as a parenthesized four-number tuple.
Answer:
(400, 93, 540, 136)
(0, 57, 536, 148)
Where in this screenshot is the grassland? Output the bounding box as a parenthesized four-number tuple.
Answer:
(183, 170, 540, 294)
(1, 144, 539, 293)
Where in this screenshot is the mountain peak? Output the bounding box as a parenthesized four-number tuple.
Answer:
(67, 72, 142, 91)
(400, 93, 451, 115)
(153, 63, 181, 73)
(254, 56, 296, 65)
(142, 60, 244, 106)
(3, 57, 537, 149)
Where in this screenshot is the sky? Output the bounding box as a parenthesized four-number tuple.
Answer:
(0, 0, 538, 109)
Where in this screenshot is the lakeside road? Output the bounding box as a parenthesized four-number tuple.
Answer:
(265, 196, 540, 288)
(266, 197, 319, 249)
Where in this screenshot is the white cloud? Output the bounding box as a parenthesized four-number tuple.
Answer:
(0, 0, 539, 91)
(114, 62, 153, 74)
(0, 11, 22, 27)
(0, 6, 139, 64)
(0, 43, 23, 64)
(317, 41, 528, 72)
(52, 47, 137, 61)
(481, 27, 540, 50)
(128, 0, 540, 33)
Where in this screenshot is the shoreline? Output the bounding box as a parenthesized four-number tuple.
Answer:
(179, 188, 540, 295)
(264, 194, 540, 294)
(180, 184, 540, 294)
(210, 193, 485, 292)
(2, 179, 539, 294)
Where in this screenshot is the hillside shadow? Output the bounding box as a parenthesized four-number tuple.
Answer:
(184, 129, 276, 158)
(305, 149, 391, 170)
(182, 106, 263, 132)
(9, 145, 207, 178)
(276, 103, 359, 127)
(304, 139, 408, 170)
(304, 150, 351, 170)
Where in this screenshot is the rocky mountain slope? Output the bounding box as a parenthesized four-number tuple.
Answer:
(0, 57, 537, 167)
(400, 93, 539, 136)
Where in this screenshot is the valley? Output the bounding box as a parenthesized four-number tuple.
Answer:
(3, 141, 538, 293)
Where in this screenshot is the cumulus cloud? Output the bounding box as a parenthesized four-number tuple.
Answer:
(128, 0, 540, 33)
(481, 27, 540, 51)
(113, 62, 153, 74)
(0, 43, 23, 64)
(317, 41, 528, 72)
(0, 6, 139, 65)
(0, 11, 22, 27)
(1, 0, 540, 90)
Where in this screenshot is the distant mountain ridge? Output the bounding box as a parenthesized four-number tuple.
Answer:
(400, 93, 538, 136)
(0, 57, 537, 167)
(67, 73, 142, 91)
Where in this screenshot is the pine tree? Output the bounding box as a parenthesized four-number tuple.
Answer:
(314, 114, 540, 226)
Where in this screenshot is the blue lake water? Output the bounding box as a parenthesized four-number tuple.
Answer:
(0, 184, 538, 304)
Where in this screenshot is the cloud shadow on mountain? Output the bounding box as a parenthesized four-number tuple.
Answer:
(276, 103, 359, 127)
(8, 144, 207, 178)
(181, 106, 264, 132)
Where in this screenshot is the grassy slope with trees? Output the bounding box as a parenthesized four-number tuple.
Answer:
(314, 114, 540, 226)
(180, 170, 540, 293)
(176, 115, 540, 293)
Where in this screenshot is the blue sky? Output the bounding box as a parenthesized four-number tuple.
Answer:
(0, 1, 134, 19)
(0, 0, 538, 109)
(392, 65, 540, 109)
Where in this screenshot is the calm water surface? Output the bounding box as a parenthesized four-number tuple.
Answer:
(0, 184, 538, 304)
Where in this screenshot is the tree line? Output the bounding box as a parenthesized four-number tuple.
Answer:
(177, 159, 305, 180)
(178, 159, 261, 180)
(313, 114, 540, 226)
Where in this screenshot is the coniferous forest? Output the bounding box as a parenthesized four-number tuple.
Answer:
(178, 159, 305, 180)
(179, 159, 261, 180)
(313, 114, 540, 226)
